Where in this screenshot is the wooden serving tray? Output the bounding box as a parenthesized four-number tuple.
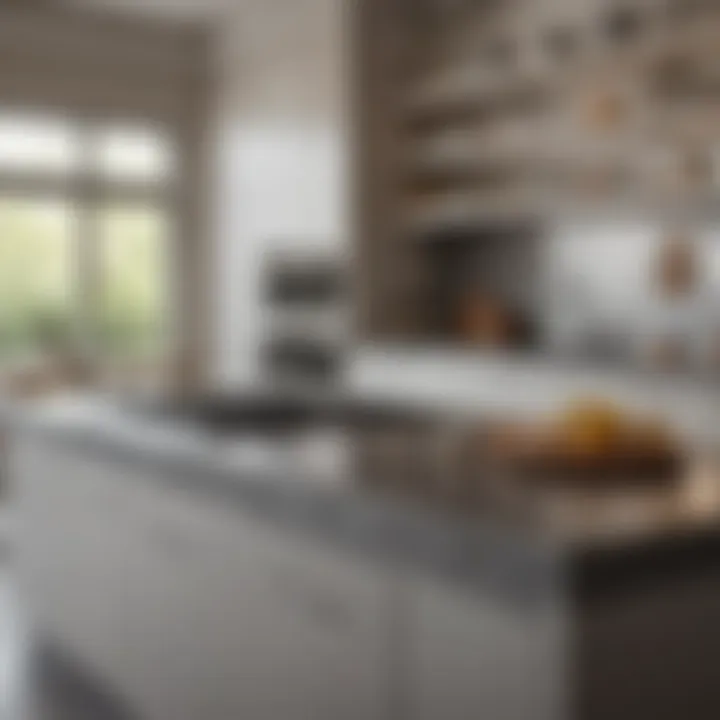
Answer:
(496, 450, 684, 488)
(486, 426, 684, 488)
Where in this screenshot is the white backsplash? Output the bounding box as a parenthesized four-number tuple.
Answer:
(349, 345, 720, 444)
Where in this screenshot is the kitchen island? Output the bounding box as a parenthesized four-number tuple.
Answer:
(8, 396, 720, 720)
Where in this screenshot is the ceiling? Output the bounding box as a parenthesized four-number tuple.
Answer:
(62, 0, 231, 25)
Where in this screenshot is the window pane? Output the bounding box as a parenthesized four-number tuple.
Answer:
(0, 199, 75, 361)
(0, 114, 80, 174)
(97, 205, 170, 358)
(98, 126, 175, 182)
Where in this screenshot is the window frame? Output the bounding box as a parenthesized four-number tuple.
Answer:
(0, 108, 181, 380)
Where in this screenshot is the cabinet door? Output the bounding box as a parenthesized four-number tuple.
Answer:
(80, 464, 208, 720)
(157, 489, 396, 720)
(13, 438, 138, 668)
(406, 577, 566, 720)
(13, 439, 206, 720)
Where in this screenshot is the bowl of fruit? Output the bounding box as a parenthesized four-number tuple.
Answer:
(487, 399, 684, 488)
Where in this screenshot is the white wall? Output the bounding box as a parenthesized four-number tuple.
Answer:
(210, 0, 351, 387)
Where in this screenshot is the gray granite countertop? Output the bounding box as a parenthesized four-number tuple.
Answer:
(9, 396, 720, 602)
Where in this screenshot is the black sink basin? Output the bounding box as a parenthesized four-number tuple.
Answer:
(137, 393, 439, 436)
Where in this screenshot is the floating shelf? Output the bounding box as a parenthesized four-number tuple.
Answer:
(359, 0, 720, 342)
(406, 190, 544, 234)
(405, 14, 720, 128)
(406, 189, 720, 238)
(406, 72, 551, 128)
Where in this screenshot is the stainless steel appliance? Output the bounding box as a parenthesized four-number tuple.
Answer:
(261, 251, 347, 392)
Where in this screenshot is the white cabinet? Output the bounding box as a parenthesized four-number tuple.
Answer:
(180, 496, 395, 720)
(13, 439, 133, 669)
(13, 438, 198, 719)
(13, 437, 394, 720)
(13, 433, 566, 720)
(405, 577, 566, 720)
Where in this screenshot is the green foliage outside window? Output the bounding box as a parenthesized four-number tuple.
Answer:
(0, 199, 167, 364)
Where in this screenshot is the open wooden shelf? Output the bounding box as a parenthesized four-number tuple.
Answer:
(357, 0, 720, 340)
(405, 10, 720, 122)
